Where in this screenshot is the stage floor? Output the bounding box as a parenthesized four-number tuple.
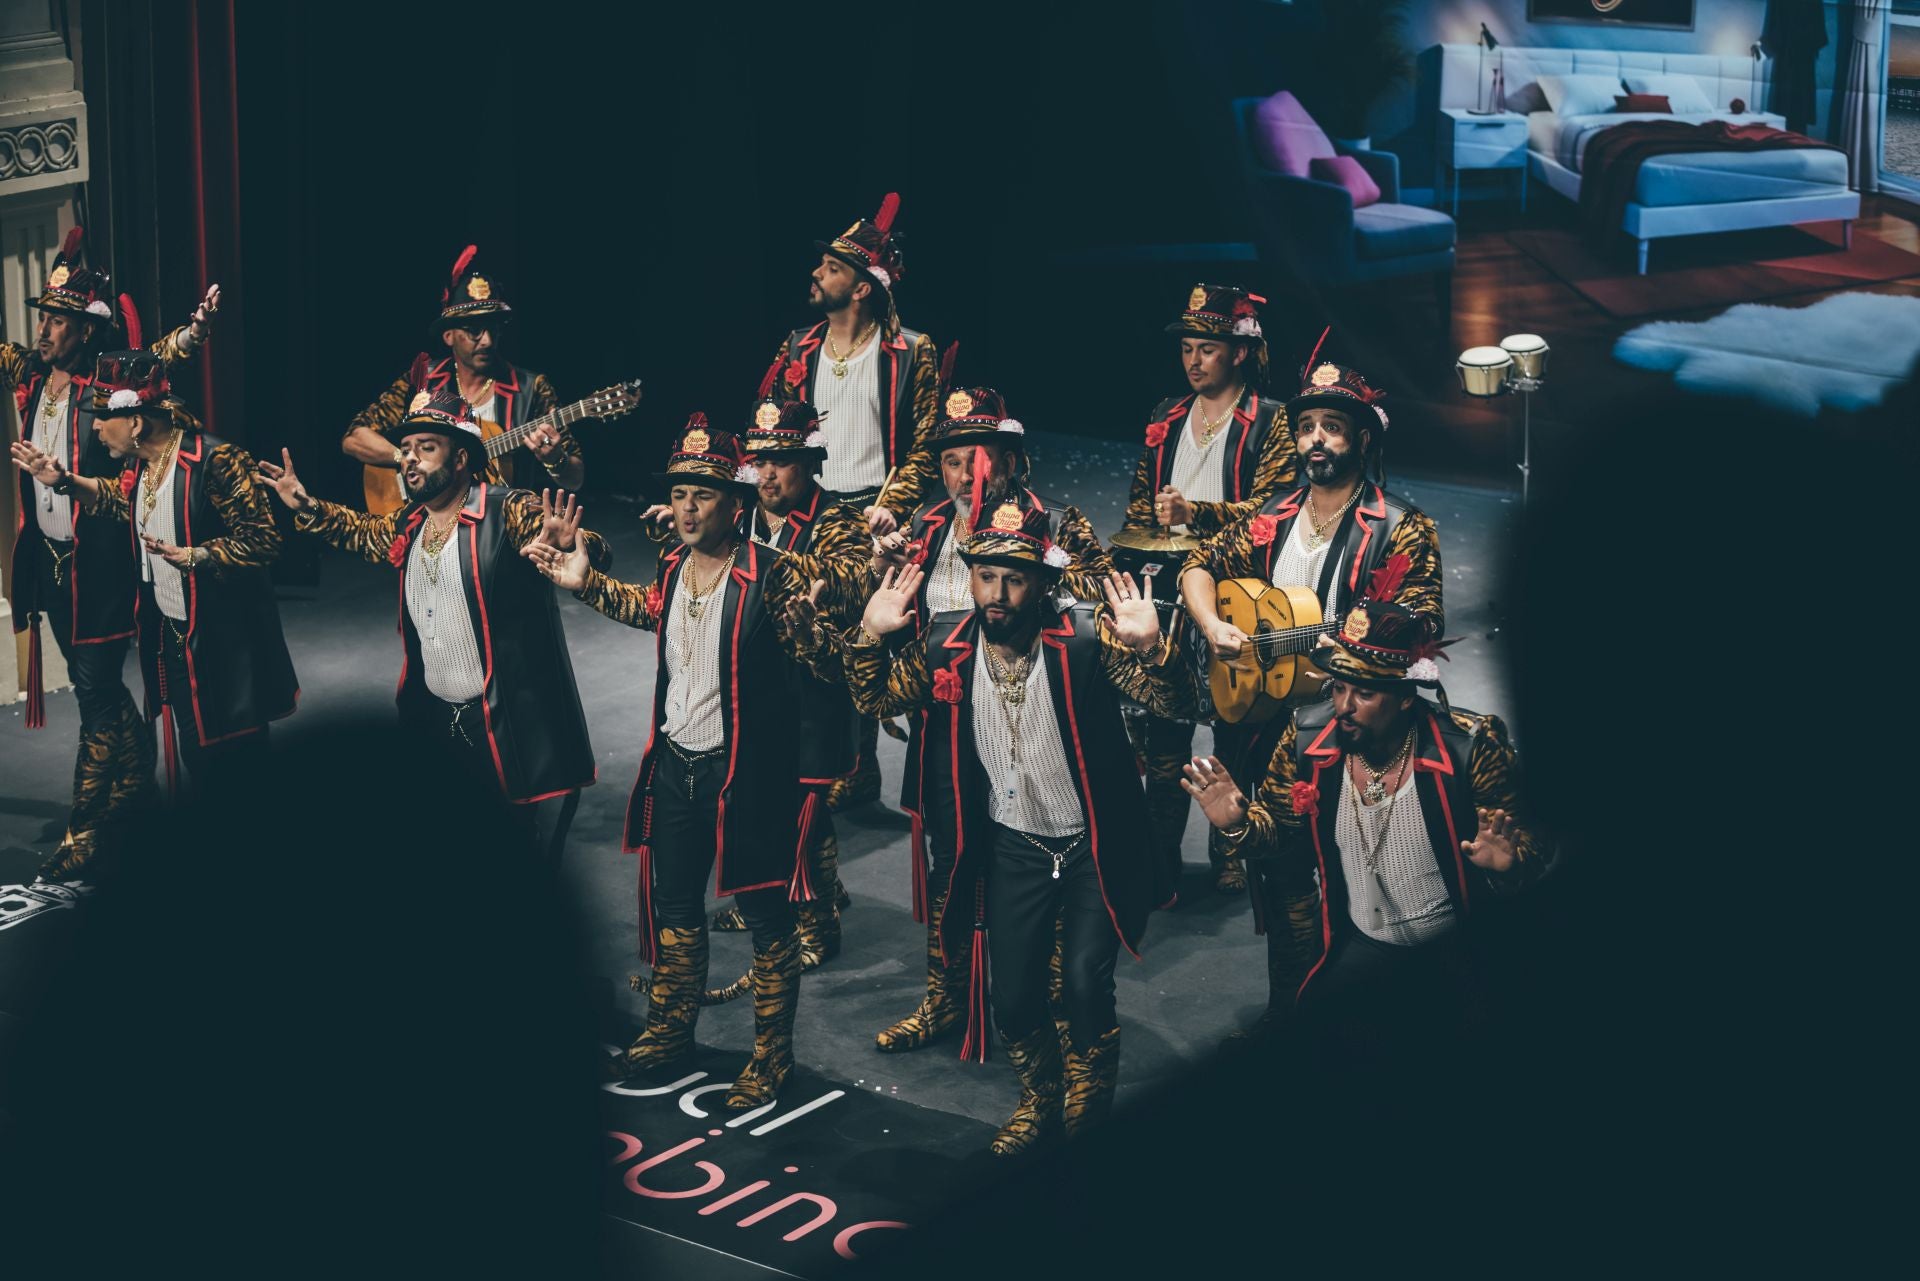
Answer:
(0, 431, 1520, 1277)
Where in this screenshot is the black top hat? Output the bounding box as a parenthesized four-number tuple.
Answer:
(1309, 555, 1451, 689)
(430, 244, 513, 340)
(958, 501, 1069, 575)
(1167, 282, 1269, 383)
(88, 350, 169, 415)
(35, 227, 115, 322)
(930, 385, 1027, 455)
(655, 415, 762, 496)
(742, 398, 829, 461)
(1288, 328, 1389, 437)
(816, 192, 905, 294)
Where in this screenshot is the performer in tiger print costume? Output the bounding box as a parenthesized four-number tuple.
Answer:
(1122, 284, 1296, 899)
(3, 227, 219, 879)
(16, 349, 297, 793)
(841, 506, 1189, 1156)
(705, 397, 878, 976)
(1182, 572, 1544, 1063)
(862, 381, 1114, 1058)
(763, 194, 941, 812)
(1178, 343, 1443, 1043)
(523, 419, 845, 1111)
(340, 245, 583, 500)
(259, 386, 606, 853)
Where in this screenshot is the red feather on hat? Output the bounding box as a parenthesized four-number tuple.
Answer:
(449, 244, 478, 282)
(687, 411, 708, 430)
(1301, 324, 1331, 382)
(1364, 552, 1410, 602)
(969, 434, 990, 525)
(756, 355, 783, 400)
(58, 226, 84, 261)
(873, 192, 900, 234)
(407, 352, 431, 392)
(117, 294, 142, 351)
(939, 341, 960, 396)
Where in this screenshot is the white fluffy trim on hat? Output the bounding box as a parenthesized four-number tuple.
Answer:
(1043, 544, 1070, 570)
(1374, 406, 1390, 431)
(999, 419, 1024, 435)
(735, 464, 764, 486)
(1407, 657, 1440, 683)
(804, 430, 828, 450)
(867, 265, 892, 288)
(1232, 317, 1262, 338)
(107, 389, 142, 410)
(86, 300, 113, 318)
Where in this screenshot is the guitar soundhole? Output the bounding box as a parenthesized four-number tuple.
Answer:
(1253, 618, 1279, 672)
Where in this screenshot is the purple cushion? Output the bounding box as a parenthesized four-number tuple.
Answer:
(1251, 90, 1334, 178)
(1310, 155, 1381, 208)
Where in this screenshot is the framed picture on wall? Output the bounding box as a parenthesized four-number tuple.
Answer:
(1527, 0, 1695, 30)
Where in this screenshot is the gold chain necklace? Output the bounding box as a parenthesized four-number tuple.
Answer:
(1351, 725, 1416, 806)
(140, 430, 183, 524)
(825, 321, 878, 378)
(682, 545, 737, 621)
(1190, 390, 1239, 449)
(1303, 480, 1364, 552)
(982, 639, 1036, 764)
(38, 380, 69, 456)
(459, 376, 494, 408)
(418, 503, 463, 586)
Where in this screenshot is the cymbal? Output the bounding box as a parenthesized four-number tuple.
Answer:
(1110, 526, 1201, 554)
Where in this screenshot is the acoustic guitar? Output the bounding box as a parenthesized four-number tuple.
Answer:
(361, 380, 643, 515)
(1206, 579, 1337, 725)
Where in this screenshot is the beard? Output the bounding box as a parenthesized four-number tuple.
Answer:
(978, 596, 1042, 646)
(406, 465, 457, 501)
(1303, 444, 1364, 487)
(809, 278, 853, 313)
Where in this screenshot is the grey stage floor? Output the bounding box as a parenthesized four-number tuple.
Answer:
(0, 430, 1520, 1130)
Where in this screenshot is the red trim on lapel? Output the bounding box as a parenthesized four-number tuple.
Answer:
(1296, 756, 1337, 1000)
(624, 552, 683, 853)
(172, 437, 213, 745)
(1231, 394, 1258, 500)
(492, 366, 522, 394)
(1346, 484, 1388, 594)
(1146, 395, 1192, 493)
(1046, 612, 1140, 959)
(1262, 487, 1307, 581)
(1412, 710, 1469, 913)
(468, 513, 512, 796)
(795, 322, 825, 352)
(883, 341, 903, 468)
(940, 614, 976, 894)
(393, 507, 427, 696)
(1305, 715, 1343, 763)
(712, 547, 752, 889)
(427, 359, 452, 387)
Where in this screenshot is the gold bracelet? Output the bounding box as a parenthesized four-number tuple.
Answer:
(1219, 818, 1250, 841)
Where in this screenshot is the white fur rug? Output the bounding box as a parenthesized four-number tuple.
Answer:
(1613, 291, 1920, 416)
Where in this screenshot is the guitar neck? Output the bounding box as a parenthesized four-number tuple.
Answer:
(487, 400, 587, 458)
(1249, 618, 1339, 656)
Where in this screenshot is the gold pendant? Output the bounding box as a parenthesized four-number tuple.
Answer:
(831, 359, 848, 379)
(1362, 779, 1386, 804)
(686, 597, 703, 620)
(1305, 531, 1326, 552)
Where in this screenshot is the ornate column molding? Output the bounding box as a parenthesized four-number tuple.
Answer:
(0, 0, 87, 198)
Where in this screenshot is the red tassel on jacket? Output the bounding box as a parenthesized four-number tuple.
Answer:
(24, 618, 45, 730)
(957, 920, 991, 1064)
(909, 812, 928, 925)
(636, 843, 658, 967)
(755, 354, 783, 400)
(788, 791, 820, 903)
(160, 705, 179, 803)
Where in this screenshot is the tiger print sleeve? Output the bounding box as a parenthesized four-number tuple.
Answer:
(1228, 718, 1305, 864)
(1186, 407, 1298, 537)
(1122, 445, 1160, 533)
(1054, 504, 1114, 604)
(1094, 622, 1191, 720)
(1465, 712, 1545, 893)
(199, 444, 282, 574)
(79, 471, 132, 523)
(845, 628, 932, 720)
(773, 504, 871, 630)
(0, 341, 27, 393)
(1192, 511, 1264, 584)
(874, 334, 944, 519)
(765, 556, 852, 683)
(499, 489, 612, 571)
(344, 374, 411, 451)
(294, 497, 401, 566)
(767, 335, 800, 404)
(149, 325, 204, 367)
(1386, 509, 1444, 635)
(574, 564, 662, 632)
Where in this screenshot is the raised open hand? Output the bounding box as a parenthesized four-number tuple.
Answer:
(1180, 756, 1250, 831)
(11, 440, 66, 488)
(862, 563, 924, 638)
(1100, 571, 1161, 653)
(255, 448, 313, 511)
(537, 488, 583, 550)
(522, 537, 589, 592)
(1463, 807, 1520, 874)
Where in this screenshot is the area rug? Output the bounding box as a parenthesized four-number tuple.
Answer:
(1613, 291, 1920, 415)
(1509, 223, 1920, 318)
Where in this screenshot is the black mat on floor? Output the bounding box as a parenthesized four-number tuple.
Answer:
(601, 1037, 996, 1279)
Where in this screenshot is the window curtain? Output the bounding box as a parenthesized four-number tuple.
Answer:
(1836, 0, 1889, 193)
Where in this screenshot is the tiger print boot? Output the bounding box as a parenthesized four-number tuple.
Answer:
(795, 828, 844, 971)
(725, 931, 801, 1109)
(1061, 1026, 1121, 1139)
(1047, 916, 1071, 1057)
(989, 1027, 1065, 1156)
(875, 892, 966, 1053)
(611, 925, 709, 1079)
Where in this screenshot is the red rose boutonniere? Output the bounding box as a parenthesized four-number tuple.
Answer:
(387, 532, 410, 568)
(1289, 780, 1320, 817)
(932, 668, 962, 704)
(117, 469, 138, 500)
(783, 360, 808, 389)
(1249, 514, 1280, 547)
(1144, 421, 1168, 449)
(643, 582, 663, 621)
(13, 385, 30, 416)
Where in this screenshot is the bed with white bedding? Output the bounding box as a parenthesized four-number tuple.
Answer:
(1438, 45, 1860, 274)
